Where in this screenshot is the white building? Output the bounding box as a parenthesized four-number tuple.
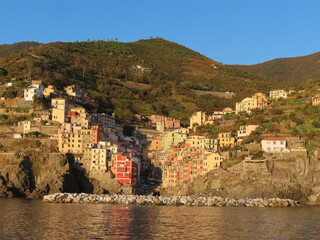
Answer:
(261, 137, 290, 153)
(235, 97, 258, 114)
(90, 146, 108, 171)
(269, 90, 288, 100)
(237, 125, 259, 138)
(24, 81, 44, 101)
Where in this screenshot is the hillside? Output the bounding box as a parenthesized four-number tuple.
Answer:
(0, 38, 279, 121)
(236, 51, 320, 86)
(0, 41, 41, 58)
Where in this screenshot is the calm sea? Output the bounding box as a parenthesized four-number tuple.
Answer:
(0, 198, 319, 240)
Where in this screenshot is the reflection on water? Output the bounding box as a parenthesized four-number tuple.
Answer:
(0, 198, 319, 239)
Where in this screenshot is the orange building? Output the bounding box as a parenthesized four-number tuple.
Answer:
(91, 126, 100, 144)
(312, 94, 320, 106)
(149, 136, 162, 151)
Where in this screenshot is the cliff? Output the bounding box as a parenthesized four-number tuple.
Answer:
(161, 150, 320, 205)
(0, 140, 122, 198)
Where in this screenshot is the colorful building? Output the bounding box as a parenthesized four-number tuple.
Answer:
(190, 111, 206, 128)
(51, 98, 66, 124)
(237, 125, 259, 138)
(252, 93, 269, 109)
(113, 154, 138, 185)
(43, 85, 56, 98)
(161, 128, 189, 150)
(312, 94, 320, 106)
(235, 97, 258, 114)
(218, 132, 235, 148)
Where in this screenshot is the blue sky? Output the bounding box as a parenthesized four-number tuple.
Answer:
(1, 0, 320, 64)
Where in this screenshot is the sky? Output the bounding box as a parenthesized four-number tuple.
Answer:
(1, 0, 320, 65)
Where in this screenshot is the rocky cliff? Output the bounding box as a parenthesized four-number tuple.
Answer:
(0, 147, 122, 198)
(161, 150, 320, 205)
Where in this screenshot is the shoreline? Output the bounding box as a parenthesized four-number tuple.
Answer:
(43, 193, 301, 207)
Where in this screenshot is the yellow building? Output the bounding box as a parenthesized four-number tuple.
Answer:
(51, 98, 66, 124)
(203, 152, 224, 172)
(64, 85, 83, 98)
(186, 135, 205, 149)
(161, 128, 189, 150)
(252, 92, 269, 109)
(200, 138, 219, 152)
(190, 111, 206, 128)
(235, 97, 258, 114)
(43, 85, 56, 97)
(69, 107, 90, 128)
(58, 126, 97, 154)
(18, 120, 31, 134)
(218, 132, 235, 148)
(149, 136, 162, 151)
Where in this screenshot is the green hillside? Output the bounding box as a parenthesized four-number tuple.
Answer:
(0, 41, 41, 58)
(0, 38, 280, 122)
(235, 51, 320, 86)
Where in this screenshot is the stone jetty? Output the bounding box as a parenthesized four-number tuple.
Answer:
(43, 193, 301, 207)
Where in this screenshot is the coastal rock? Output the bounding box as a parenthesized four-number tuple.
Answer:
(42, 193, 300, 208)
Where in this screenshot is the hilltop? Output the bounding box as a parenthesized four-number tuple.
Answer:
(0, 41, 41, 58)
(0, 38, 280, 122)
(235, 51, 320, 86)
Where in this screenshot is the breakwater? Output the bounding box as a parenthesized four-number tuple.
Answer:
(43, 193, 301, 207)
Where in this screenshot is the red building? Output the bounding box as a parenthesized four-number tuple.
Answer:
(114, 154, 138, 185)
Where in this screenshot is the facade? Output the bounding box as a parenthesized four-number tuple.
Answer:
(24, 81, 44, 101)
(200, 138, 219, 152)
(269, 90, 288, 100)
(218, 132, 235, 148)
(113, 154, 138, 185)
(312, 94, 320, 106)
(156, 122, 165, 132)
(149, 136, 162, 151)
(18, 120, 31, 134)
(237, 125, 259, 138)
(261, 137, 290, 153)
(157, 146, 225, 188)
(208, 111, 224, 121)
(190, 111, 206, 128)
(186, 135, 205, 149)
(69, 107, 90, 128)
(90, 146, 108, 171)
(252, 93, 269, 109)
(161, 128, 189, 150)
(97, 113, 116, 129)
(235, 97, 258, 114)
(58, 124, 99, 154)
(64, 85, 83, 98)
(43, 85, 56, 97)
(150, 115, 180, 129)
(51, 98, 66, 124)
(203, 152, 224, 172)
(223, 107, 234, 114)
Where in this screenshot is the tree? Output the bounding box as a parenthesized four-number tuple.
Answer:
(0, 68, 8, 79)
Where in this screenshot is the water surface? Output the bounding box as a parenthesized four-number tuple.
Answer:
(0, 198, 319, 239)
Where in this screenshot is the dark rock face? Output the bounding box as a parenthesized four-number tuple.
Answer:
(0, 153, 121, 198)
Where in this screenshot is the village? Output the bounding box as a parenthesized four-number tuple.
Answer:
(0, 79, 316, 192)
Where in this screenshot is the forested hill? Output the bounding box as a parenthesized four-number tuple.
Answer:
(0, 41, 41, 58)
(235, 51, 320, 87)
(0, 38, 279, 121)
